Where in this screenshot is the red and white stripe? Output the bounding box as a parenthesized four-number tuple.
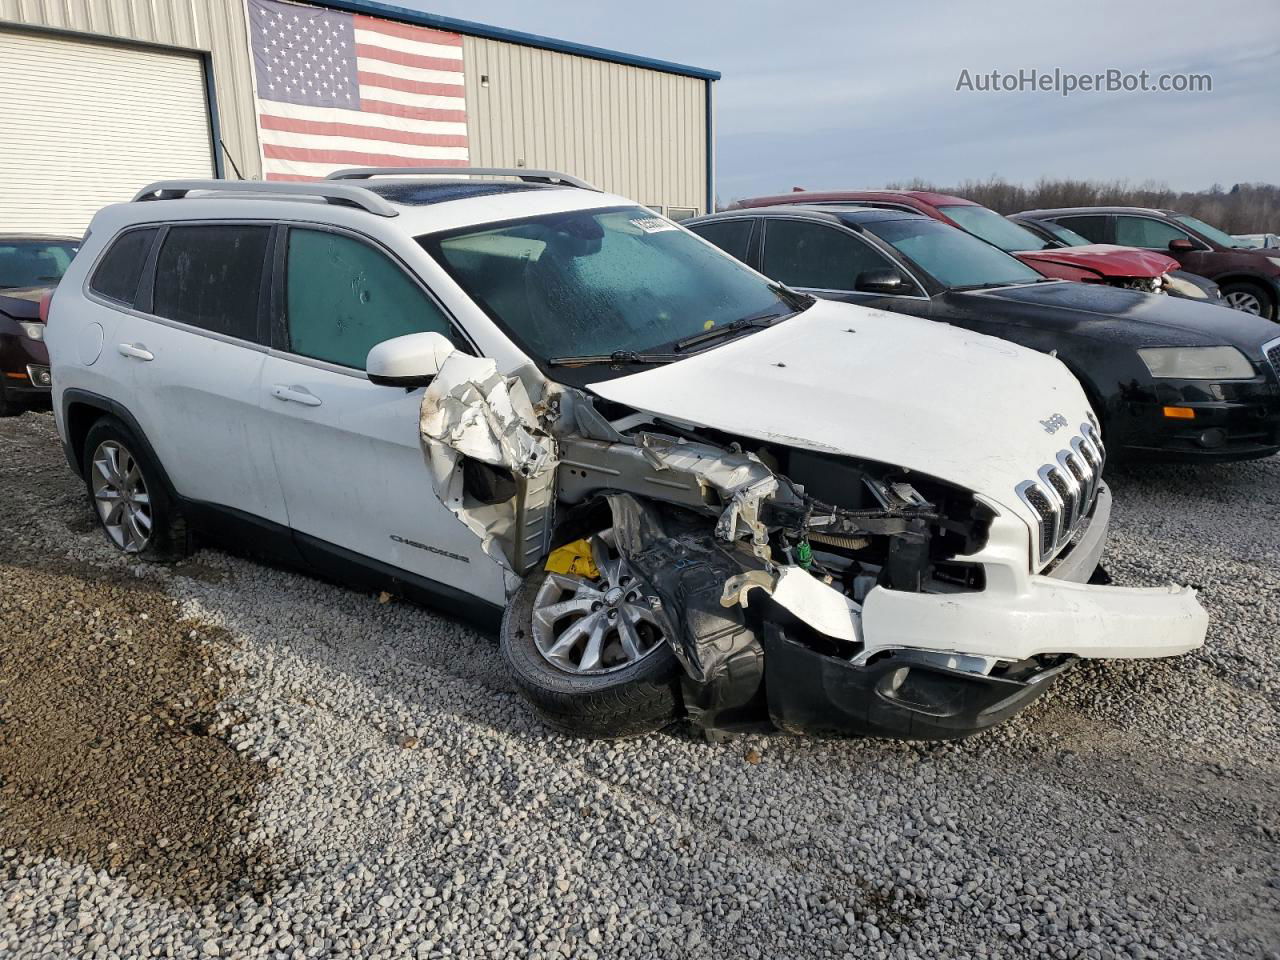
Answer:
(259, 13, 468, 182)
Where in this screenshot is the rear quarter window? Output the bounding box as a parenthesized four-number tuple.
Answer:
(689, 219, 755, 264)
(151, 225, 270, 341)
(89, 228, 158, 306)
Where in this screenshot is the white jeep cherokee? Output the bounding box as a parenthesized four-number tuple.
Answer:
(47, 169, 1207, 740)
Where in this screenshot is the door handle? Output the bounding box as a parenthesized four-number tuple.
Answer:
(117, 342, 154, 361)
(270, 384, 323, 407)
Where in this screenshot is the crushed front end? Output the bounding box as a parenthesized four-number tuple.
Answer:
(413, 359, 1208, 741)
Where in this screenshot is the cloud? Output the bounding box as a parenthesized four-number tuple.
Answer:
(396, 0, 1280, 198)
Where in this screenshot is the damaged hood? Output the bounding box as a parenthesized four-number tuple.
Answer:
(588, 299, 1093, 531)
(1015, 244, 1178, 279)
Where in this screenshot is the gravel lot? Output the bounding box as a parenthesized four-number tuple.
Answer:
(1, 408, 1277, 959)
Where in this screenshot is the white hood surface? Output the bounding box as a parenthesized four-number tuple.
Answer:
(589, 299, 1094, 527)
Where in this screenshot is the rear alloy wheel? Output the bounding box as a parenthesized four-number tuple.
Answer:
(1220, 282, 1274, 319)
(501, 530, 681, 738)
(91, 440, 153, 553)
(82, 417, 190, 560)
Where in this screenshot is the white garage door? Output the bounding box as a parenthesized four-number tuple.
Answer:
(0, 28, 215, 235)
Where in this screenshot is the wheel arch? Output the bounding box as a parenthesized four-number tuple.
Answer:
(62, 389, 178, 499)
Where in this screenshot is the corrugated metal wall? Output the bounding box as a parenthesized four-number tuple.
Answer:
(0, 0, 708, 213)
(462, 35, 707, 215)
(0, 0, 264, 180)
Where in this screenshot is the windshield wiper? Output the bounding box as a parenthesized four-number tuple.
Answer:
(547, 350, 680, 368)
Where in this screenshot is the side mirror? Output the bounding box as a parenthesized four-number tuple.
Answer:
(855, 268, 908, 295)
(366, 331, 455, 387)
(1168, 237, 1196, 253)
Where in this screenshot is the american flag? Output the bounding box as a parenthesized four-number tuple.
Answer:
(247, 0, 469, 181)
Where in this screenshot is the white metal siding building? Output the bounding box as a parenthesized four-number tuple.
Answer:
(0, 0, 717, 233)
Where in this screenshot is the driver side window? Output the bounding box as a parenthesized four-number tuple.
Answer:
(284, 228, 453, 370)
(1114, 216, 1190, 250)
(762, 219, 903, 292)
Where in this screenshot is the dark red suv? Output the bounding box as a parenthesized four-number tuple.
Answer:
(732, 190, 1182, 290)
(1016, 206, 1280, 319)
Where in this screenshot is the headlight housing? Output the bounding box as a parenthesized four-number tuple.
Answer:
(17, 321, 44, 342)
(1137, 346, 1254, 380)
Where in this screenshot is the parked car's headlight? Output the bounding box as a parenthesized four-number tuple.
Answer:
(17, 321, 44, 342)
(1137, 346, 1254, 380)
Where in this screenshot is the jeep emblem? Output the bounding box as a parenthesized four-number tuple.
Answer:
(1040, 413, 1069, 434)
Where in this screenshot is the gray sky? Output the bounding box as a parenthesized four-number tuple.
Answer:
(399, 0, 1279, 202)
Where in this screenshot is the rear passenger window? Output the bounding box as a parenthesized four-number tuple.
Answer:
(1053, 215, 1108, 243)
(152, 225, 270, 340)
(689, 219, 755, 264)
(285, 228, 453, 370)
(90, 228, 157, 306)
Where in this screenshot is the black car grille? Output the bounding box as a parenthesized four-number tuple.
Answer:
(1266, 338, 1280, 380)
(1016, 424, 1106, 566)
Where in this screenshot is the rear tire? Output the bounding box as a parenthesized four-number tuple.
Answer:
(1220, 281, 1275, 320)
(82, 416, 191, 560)
(501, 566, 681, 739)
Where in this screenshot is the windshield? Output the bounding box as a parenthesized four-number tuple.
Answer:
(865, 218, 1045, 289)
(1174, 214, 1248, 249)
(0, 239, 78, 289)
(421, 206, 798, 366)
(937, 204, 1049, 252)
(1035, 219, 1091, 246)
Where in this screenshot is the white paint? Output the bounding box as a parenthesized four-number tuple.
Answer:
(590, 297, 1096, 552)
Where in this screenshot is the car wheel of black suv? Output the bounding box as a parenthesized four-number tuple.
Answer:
(501, 531, 681, 739)
(82, 416, 192, 560)
(0, 381, 17, 418)
(1220, 281, 1275, 320)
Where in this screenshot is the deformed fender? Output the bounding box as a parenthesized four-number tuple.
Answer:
(418, 352, 556, 571)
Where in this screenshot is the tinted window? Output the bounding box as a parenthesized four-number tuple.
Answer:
(689, 219, 755, 264)
(1053, 215, 1108, 243)
(422, 206, 796, 365)
(864, 218, 1044, 289)
(152, 226, 269, 340)
(1114, 216, 1188, 250)
(286, 228, 452, 370)
(89, 229, 155, 305)
(0, 239, 79, 290)
(763, 219, 896, 290)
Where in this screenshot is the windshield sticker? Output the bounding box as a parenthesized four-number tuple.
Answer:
(630, 216, 677, 234)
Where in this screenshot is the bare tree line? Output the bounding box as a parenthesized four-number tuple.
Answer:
(882, 178, 1280, 235)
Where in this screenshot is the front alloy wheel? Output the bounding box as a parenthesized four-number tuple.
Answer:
(91, 439, 153, 553)
(531, 532, 665, 674)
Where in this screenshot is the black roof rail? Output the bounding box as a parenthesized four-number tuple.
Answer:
(131, 180, 399, 217)
(326, 166, 598, 190)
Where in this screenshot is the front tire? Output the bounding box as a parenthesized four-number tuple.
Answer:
(82, 417, 191, 560)
(1220, 281, 1275, 320)
(501, 545, 681, 739)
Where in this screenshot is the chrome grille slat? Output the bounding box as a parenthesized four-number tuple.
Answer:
(1017, 423, 1107, 566)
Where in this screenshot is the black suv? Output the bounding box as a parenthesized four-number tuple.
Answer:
(1016, 207, 1280, 320)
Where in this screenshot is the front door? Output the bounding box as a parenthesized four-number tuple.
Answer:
(259, 224, 506, 605)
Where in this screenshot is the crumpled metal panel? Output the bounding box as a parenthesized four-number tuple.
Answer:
(419, 352, 555, 571)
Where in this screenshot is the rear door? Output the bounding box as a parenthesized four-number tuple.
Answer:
(259, 223, 506, 605)
(113, 222, 288, 525)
